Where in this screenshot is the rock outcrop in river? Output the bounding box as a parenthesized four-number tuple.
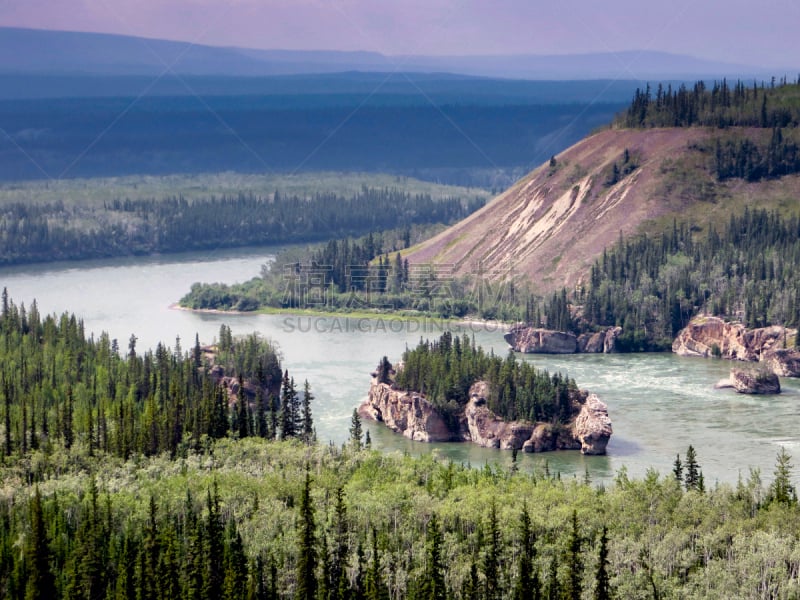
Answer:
(358, 380, 457, 443)
(716, 368, 781, 394)
(505, 325, 622, 354)
(672, 316, 800, 377)
(360, 371, 612, 454)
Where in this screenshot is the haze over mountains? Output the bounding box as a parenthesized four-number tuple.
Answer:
(0, 26, 775, 82)
(0, 26, 790, 187)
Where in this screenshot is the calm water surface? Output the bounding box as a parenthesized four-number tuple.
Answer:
(2, 247, 798, 485)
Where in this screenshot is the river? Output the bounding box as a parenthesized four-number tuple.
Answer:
(1, 247, 798, 486)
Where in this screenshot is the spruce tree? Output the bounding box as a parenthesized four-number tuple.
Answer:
(24, 486, 55, 600)
(546, 556, 559, 600)
(484, 502, 502, 600)
(564, 510, 583, 600)
(301, 380, 314, 444)
(211, 385, 229, 439)
(115, 535, 137, 600)
(158, 524, 180, 600)
(236, 375, 250, 439)
(684, 445, 700, 491)
(513, 503, 540, 600)
(139, 495, 160, 600)
(65, 478, 106, 600)
(223, 520, 248, 600)
(3, 376, 11, 457)
(318, 535, 330, 600)
(354, 541, 366, 600)
(365, 527, 387, 600)
(295, 467, 317, 600)
(280, 371, 298, 439)
(593, 527, 611, 600)
(420, 514, 446, 600)
(255, 389, 268, 439)
(349, 409, 363, 450)
(331, 487, 349, 600)
(184, 500, 204, 600)
(768, 446, 796, 505)
(206, 484, 225, 600)
(672, 454, 683, 484)
(463, 556, 481, 600)
(377, 357, 392, 385)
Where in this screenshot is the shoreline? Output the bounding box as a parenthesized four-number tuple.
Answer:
(169, 302, 510, 330)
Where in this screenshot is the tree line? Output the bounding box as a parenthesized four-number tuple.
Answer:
(0, 187, 484, 266)
(184, 204, 800, 355)
(619, 77, 800, 129)
(710, 127, 800, 181)
(181, 225, 518, 320)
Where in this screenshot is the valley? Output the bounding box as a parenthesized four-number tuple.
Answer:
(1, 16, 800, 596)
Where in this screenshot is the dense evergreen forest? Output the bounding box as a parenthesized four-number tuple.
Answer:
(2, 424, 800, 598)
(0, 187, 484, 266)
(394, 332, 578, 426)
(535, 208, 800, 350)
(0, 290, 317, 463)
(2, 293, 800, 598)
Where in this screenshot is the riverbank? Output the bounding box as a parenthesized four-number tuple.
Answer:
(171, 302, 510, 332)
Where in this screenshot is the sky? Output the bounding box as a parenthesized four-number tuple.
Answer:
(0, 0, 798, 69)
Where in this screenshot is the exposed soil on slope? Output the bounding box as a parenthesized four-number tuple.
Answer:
(406, 127, 800, 294)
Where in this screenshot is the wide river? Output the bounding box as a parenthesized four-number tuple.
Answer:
(2, 248, 798, 486)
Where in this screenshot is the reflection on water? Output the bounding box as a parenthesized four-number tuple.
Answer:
(2, 248, 799, 485)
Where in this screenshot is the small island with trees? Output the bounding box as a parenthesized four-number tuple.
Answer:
(359, 332, 612, 454)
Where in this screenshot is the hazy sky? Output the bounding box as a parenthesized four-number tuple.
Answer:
(1, 0, 798, 68)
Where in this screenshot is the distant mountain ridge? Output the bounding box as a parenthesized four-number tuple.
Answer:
(0, 26, 775, 80)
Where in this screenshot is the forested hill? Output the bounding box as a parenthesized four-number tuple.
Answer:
(404, 79, 800, 295)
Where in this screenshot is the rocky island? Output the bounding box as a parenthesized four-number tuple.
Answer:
(715, 367, 782, 394)
(672, 315, 800, 377)
(504, 325, 622, 354)
(359, 333, 612, 454)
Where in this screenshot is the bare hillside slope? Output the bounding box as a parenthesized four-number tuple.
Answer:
(406, 127, 800, 294)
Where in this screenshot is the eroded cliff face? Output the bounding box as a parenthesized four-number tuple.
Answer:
(672, 316, 800, 376)
(571, 393, 613, 454)
(358, 381, 463, 443)
(360, 377, 612, 454)
(504, 327, 577, 354)
(505, 325, 621, 354)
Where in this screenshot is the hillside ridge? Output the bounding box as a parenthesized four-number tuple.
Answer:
(405, 126, 800, 294)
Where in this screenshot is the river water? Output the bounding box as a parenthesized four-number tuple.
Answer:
(1, 248, 798, 486)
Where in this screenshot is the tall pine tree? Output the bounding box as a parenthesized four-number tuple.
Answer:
(295, 467, 317, 600)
